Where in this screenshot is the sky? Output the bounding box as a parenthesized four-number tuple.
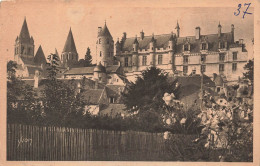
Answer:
(0, 1, 254, 64)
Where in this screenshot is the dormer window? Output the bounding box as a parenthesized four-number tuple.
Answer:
(184, 44, 189, 51)
(201, 43, 207, 50)
(219, 42, 225, 49)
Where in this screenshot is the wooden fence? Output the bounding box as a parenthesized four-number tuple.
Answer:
(7, 124, 169, 161)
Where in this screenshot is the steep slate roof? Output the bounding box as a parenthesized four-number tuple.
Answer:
(64, 66, 95, 75)
(63, 28, 77, 53)
(82, 89, 104, 105)
(106, 85, 125, 103)
(26, 66, 42, 75)
(173, 74, 215, 88)
(20, 57, 35, 65)
(34, 45, 47, 65)
(122, 33, 173, 51)
(106, 65, 120, 73)
(176, 32, 233, 53)
(98, 23, 112, 37)
(18, 18, 31, 43)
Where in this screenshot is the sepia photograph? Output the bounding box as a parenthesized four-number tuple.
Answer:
(0, 0, 259, 165)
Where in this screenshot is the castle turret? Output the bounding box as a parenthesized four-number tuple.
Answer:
(14, 17, 35, 64)
(115, 38, 121, 55)
(149, 34, 156, 66)
(61, 28, 78, 68)
(93, 62, 107, 83)
(132, 36, 139, 71)
(168, 32, 176, 71)
(175, 21, 180, 38)
(96, 22, 114, 67)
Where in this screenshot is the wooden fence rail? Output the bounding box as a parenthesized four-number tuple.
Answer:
(7, 124, 169, 161)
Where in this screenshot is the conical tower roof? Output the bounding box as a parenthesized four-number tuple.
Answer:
(63, 28, 77, 53)
(34, 45, 47, 65)
(19, 17, 31, 43)
(98, 22, 112, 37)
(55, 48, 60, 61)
(175, 20, 180, 29)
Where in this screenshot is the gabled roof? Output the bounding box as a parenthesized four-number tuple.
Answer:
(34, 45, 47, 65)
(63, 28, 77, 53)
(82, 89, 104, 105)
(98, 23, 112, 37)
(106, 65, 120, 73)
(122, 33, 173, 51)
(18, 18, 31, 43)
(64, 66, 95, 75)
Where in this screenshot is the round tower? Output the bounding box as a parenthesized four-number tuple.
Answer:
(94, 62, 107, 83)
(96, 22, 114, 67)
(149, 34, 156, 66)
(132, 36, 139, 71)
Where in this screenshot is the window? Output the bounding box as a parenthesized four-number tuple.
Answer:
(183, 56, 188, 64)
(107, 39, 109, 44)
(100, 51, 102, 57)
(183, 66, 188, 74)
(201, 55, 206, 62)
(184, 44, 189, 51)
(158, 55, 163, 65)
(219, 53, 225, 61)
(219, 64, 224, 72)
(99, 38, 101, 44)
(217, 87, 220, 92)
(202, 43, 207, 50)
(219, 42, 225, 49)
(142, 56, 147, 66)
(21, 46, 24, 54)
(232, 63, 237, 71)
(28, 48, 31, 54)
(125, 57, 128, 67)
(233, 52, 237, 60)
(201, 65, 206, 73)
(110, 97, 115, 103)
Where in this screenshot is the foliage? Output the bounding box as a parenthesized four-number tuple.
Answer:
(122, 67, 177, 114)
(243, 58, 253, 84)
(162, 89, 253, 161)
(41, 54, 87, 126)
(76, 47, 93, 67)
(7, 60, 43, 124)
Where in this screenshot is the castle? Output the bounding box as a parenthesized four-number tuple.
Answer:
(14, 18, 248, 85)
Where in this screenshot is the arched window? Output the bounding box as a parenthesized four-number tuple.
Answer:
(99, 38, 101, 44)
(100, 51, 102, 57)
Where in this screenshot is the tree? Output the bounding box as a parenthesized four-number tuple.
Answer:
(41, 54, 87, 126)
(243, 59, 254, 84)
(122, 67, 177, 115)
(7, 60, 42, 124)
(85, 47, 92, 66)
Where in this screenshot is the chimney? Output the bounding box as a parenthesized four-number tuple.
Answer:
(34, 70, 39, 88)
(239, 39, 244, 45)
(140, 30, 144, 40)
(195, 27, 200, 40)
(231, 24, 235, 43)
(122, 32, 127, 40)
(98, 27, 102, 33)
